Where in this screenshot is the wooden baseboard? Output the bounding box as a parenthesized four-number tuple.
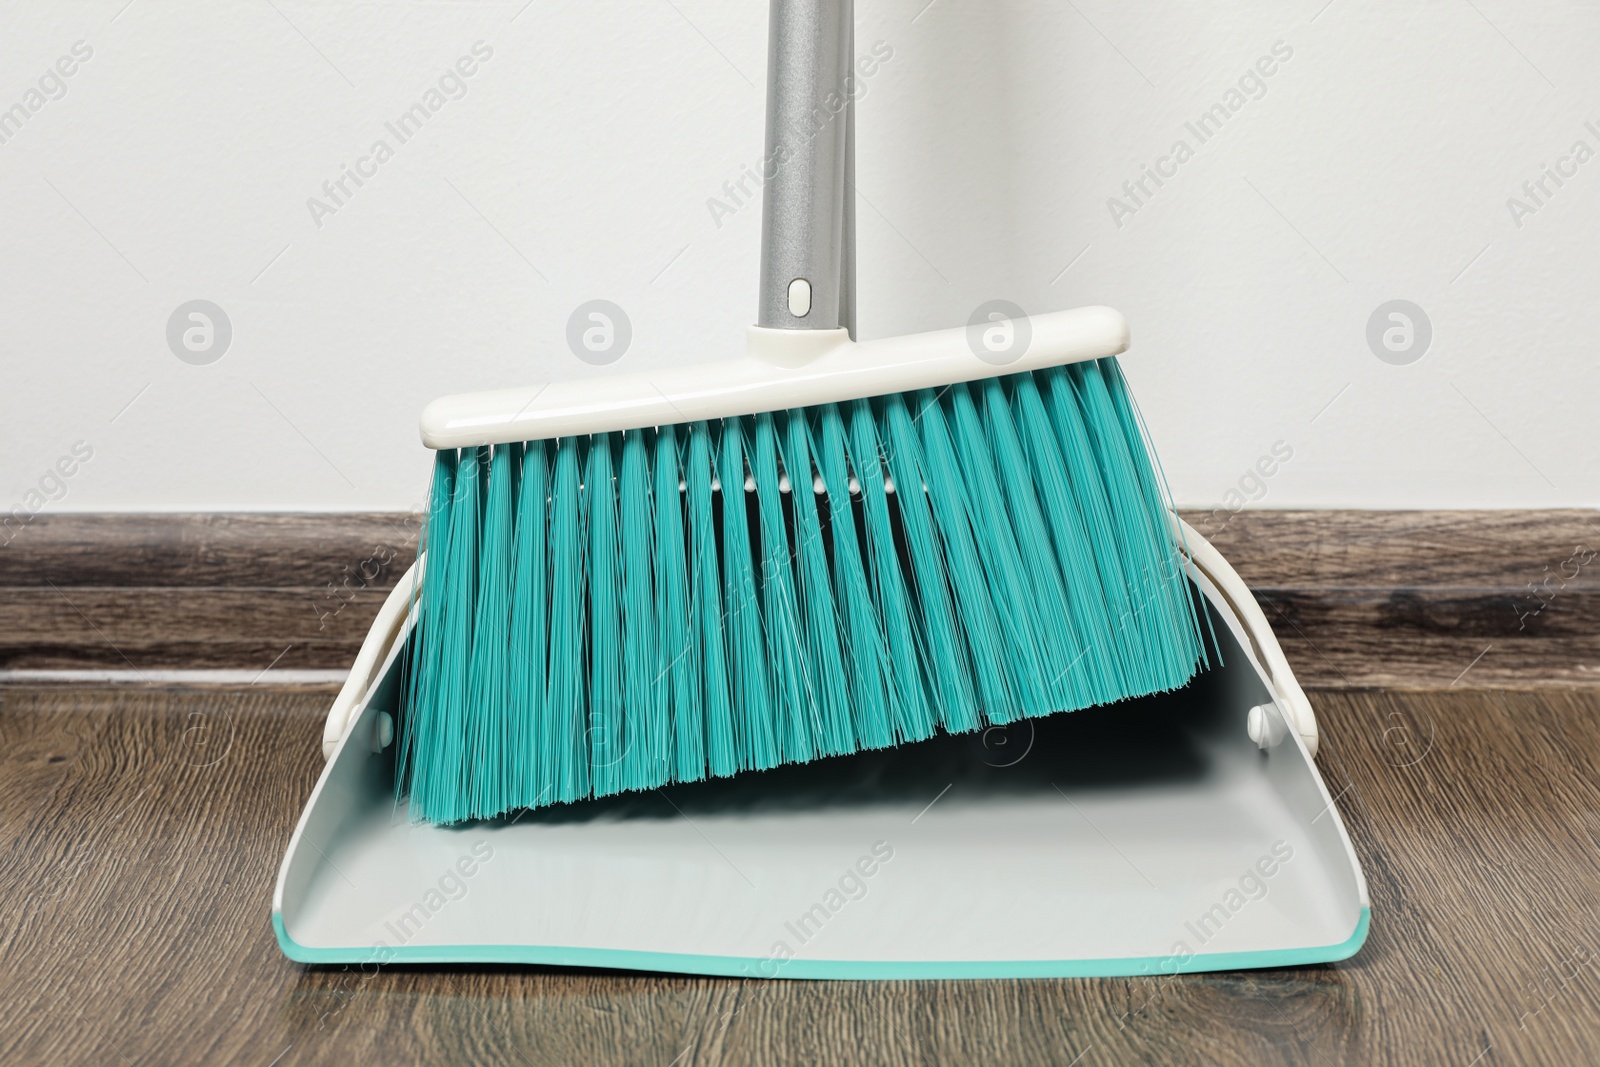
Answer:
(1188, 509, 1600, 687)
(1, 510, 1595, 688)
(0, 513, 422, 676)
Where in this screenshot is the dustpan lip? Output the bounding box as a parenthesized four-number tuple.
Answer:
(271, 907, 1369, 980)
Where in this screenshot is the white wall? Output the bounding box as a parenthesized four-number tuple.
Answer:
(2, 0, 1596, 516)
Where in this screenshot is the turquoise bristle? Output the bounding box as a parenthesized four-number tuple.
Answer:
(1073, 362, 1185, 670)
(977, 377, 1089, 711)
(1104, 359, 1200, 678)
(751, 412, 819, 764)
(1009, 373, 1122, 703)
(717, 418, 779, 771)
(781, 409, 856, 758)
(651, 425, 702, 784)
(417, 443, 480, 824)
(586, 434, 623, 795)
(466, 443, 513, 820)
(544, 437, 588, 805)
(619, 428, 664, 787)
(877, 392, 980, 733)
(1041, 366, 1140, 681)
(396, 360, 1206, 823)
(508, 439, 548, 808)
(813, 405, 897, 750)
(912, 388, 1020, 725)
(685, 422, 737, 777)
(845, 398, 936, 743)
(396, 448, 456, 814)
(948, 382, 1057, 717)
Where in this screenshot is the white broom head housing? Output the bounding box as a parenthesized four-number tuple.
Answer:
(420, 306, 1130, 450)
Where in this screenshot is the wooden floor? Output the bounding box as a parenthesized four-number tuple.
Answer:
(3, 686, 1598, 1066)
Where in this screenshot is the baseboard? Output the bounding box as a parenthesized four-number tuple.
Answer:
(0, 513, 421, 676)
(1, 510, 1594, 688)
(1187, 509, 1600, 687)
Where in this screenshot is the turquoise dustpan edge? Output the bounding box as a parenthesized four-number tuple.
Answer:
(273, 906, 1370, 980)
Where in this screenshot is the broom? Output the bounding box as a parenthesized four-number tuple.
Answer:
(394, 0, 1204, 825)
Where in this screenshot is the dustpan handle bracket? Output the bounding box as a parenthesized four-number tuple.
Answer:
(323, 559, 419, 759)
(1175, 518, 1320, 755)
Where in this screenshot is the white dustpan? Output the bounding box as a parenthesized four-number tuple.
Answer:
(275, 516, 1368, 978)
(274, 0, 1369, 977)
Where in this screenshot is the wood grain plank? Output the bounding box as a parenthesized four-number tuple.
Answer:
(0, 589, 392, 671)
(1, 686, 1598, 1065)
(0, 640, 371, 673)
(0, 588, 390, 642)
(1185, 509, 1600, 589)
(1, 511, 1596, 685)
(0, 512, 420, 588)
(1183, 509, 1600, 687)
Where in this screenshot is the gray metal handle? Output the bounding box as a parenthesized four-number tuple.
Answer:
(758, 0, 855, 334)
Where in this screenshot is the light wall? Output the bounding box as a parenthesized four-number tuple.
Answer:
(2, 0, 1596, 516)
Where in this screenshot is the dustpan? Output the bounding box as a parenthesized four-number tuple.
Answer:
(275, 518, 1368, 978)
(274, 0, 1369, 978)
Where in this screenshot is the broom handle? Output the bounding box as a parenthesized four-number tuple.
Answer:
(839, 10, 856, 338)
(758, 0, 854, 334)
